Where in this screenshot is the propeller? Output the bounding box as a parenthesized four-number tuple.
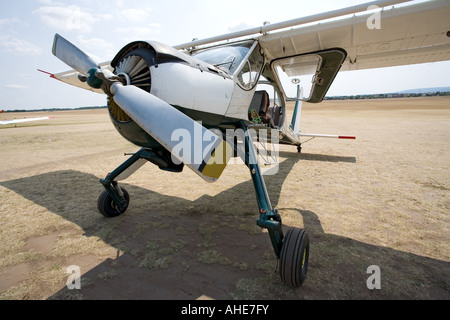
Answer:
(52, 34, 99, 75)
(52, 34, 232, 182)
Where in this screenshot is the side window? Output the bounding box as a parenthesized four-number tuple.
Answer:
(256, 82, 283, 108)
(273, 88, 282, 107)
(237, 44, 264, 90)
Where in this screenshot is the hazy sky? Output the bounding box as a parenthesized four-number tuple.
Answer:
(1, 0, 449, 110)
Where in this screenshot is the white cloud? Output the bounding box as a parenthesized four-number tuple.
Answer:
(116, 0, 125, 8)
(120, 7, 152, 22)
(5, 84, 30, 89)
(226, 20, 260, 33)
(116, 23, 161, 42)
(0, 17, 41, 56)
(116, 27, 152, 39)
(0, 17, 20, 26)
(33, 5, 97, 33)
(0, 35, 42, 56)
(76, 35, 117, 62)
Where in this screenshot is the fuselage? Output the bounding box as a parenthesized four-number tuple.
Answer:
(105, 39, 297, 150)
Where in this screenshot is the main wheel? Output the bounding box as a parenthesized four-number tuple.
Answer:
(279, 227, 310, 286)
(97, 188, 130, 218)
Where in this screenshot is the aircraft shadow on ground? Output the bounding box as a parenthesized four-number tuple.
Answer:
(294, 151, 356, 163)
(1, 151, 448, 299)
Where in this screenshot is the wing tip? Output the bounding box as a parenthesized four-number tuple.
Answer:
(37, 69, 56, 79)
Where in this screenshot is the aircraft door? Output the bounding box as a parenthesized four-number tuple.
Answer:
(271, 49, 347, 103)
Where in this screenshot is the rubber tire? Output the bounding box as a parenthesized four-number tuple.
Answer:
(279, 227, 310, 286)
(97, 188, 129, 218)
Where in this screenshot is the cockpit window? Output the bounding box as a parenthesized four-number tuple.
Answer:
(191, 41, 253, 74)
(191, 40, 264, 91)
(236, 42, 264, 90)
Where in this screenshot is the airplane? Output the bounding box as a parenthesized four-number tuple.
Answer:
(44, 0, 450, 286)
(0, 97, 53, 126)
(0, 116, 53, 125)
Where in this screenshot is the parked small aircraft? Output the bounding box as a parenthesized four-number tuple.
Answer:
(45, 0, 450, 286)
(0, 116, 53, 125)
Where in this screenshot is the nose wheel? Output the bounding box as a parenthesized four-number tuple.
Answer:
(279, 227, 310, 286)
(97, 186, 129, 218)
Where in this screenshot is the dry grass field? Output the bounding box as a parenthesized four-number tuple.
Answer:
(0, 97, 449, 300)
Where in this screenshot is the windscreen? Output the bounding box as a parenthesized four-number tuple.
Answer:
(191, 41, 253, 74)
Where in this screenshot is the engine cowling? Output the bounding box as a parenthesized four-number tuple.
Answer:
(107, 41, 234, 148)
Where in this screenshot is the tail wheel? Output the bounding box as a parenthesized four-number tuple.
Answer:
(279, 227, 310, 286)
(97, 188, 130, 218)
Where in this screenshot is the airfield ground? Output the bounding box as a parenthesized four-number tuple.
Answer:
(0, 97, 449, 300)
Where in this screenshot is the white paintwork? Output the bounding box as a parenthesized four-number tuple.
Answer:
(115, 158, 147, 181)
(225, 84, 256, 120)
(259, 0, 450, 70)
(51, 62, 112, 94)
(0, 117, 52, 125)
(111, 82, 224, 182)
(174, 0, 412, 50)
(294, 133, 340, 138)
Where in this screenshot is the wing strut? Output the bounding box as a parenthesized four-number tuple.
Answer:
(289, 83, 356, 142)
(175, 0, 412, 49)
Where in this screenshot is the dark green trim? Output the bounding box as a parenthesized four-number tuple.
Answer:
(240, 120, 284, 257)
(171, 105, 243, 129)
(99, 148, 183, 211)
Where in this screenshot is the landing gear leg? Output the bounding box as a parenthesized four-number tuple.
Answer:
(98, 147, 178, 217)
(98, 149, 146, 217)
(240, 121, 284, 257)
(240, 121, 309, 286)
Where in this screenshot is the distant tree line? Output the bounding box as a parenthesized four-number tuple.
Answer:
(4, 91, 450, 111)
(3, 106, 107, 113)
(324, 91, 450, 100)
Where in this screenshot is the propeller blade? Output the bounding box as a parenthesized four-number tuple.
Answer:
(110, 83, 232, 182)
(52, 33, 99, 75)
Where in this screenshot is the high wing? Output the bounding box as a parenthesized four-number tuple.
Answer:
(258, 0, 450, 71)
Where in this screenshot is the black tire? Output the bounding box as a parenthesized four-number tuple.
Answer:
(97, 188, 129, 218)
(279, 227, 310, 286)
